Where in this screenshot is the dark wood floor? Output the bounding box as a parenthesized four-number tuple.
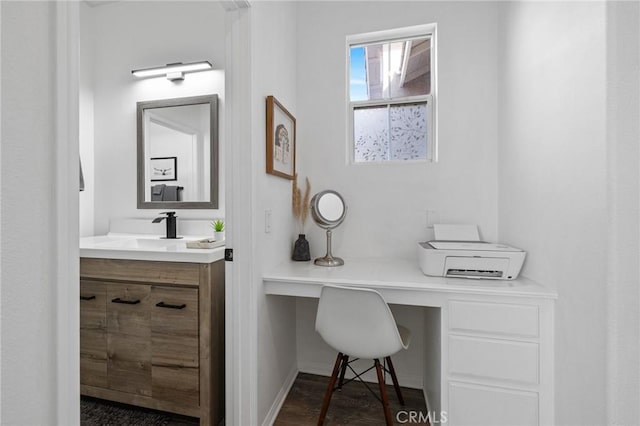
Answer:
(82, 372, 428, 425)
(275, 373, 429, 425)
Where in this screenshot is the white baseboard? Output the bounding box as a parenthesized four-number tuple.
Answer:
(423, 388, 432, 412)
(261, 366, 299, 426)
(298, 360, 423, 390)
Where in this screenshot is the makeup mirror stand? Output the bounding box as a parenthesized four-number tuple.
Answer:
(310, 190, 347, 267)
(315, 229, 344, 267)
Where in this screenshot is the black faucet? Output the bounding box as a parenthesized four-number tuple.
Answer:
(152, 211, 178, 239)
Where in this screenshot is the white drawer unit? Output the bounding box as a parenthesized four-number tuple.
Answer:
(446, 298, 552, 426)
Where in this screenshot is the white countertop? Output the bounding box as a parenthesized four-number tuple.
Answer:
(263, 258, 557, 300)
(80, 233, 225, 263)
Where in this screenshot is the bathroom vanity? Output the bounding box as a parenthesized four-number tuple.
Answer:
(80, 234, 225, 425)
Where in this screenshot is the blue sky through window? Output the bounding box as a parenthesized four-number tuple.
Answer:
(350, 46, 368, 101)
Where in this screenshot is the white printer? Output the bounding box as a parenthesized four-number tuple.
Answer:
(418, 224, 526, 280)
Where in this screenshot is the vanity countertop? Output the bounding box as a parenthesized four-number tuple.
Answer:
(263, 258, 557, 300)
(80, 233, 225, 263)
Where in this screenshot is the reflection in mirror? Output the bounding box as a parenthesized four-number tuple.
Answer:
(317, 193, 345, 222)
(311, 190, 347, 266)
(137, 95, 218, 209)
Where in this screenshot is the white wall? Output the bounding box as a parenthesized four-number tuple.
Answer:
(1, 2, 58, 423)
(250, 2, 299, 423)
(294, 0, 500, 389)
(297, 1, 500, 261)
(605, 2, 640, 424)
(83, 1, 226, 235)
(498, 3, 608, 425)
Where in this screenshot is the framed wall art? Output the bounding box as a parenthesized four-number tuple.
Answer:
(266, 95, 296, 180)
(150, 156, 177, 181)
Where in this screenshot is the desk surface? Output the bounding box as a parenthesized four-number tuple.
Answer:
(263, 258, 557, 300)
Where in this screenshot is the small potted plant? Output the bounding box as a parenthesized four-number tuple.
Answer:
(211, 219, 225, 241)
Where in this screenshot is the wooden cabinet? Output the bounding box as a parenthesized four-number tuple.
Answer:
(80, 281, 107, 388)
(80, 258, 224, 425)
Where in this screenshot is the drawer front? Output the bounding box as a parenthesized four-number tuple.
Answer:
(80, 281, 107, 330)
(449, 335, 539, 385)
(81, 258, 200, 286)
(107, 284, 151, 337)
(449, 382, 538, 426)
(449, 300, 539, 338)
(151, 286, 199, 368)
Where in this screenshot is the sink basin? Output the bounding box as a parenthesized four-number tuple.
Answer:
(80, 234, 225, 263)
(96, 237, 184, 250)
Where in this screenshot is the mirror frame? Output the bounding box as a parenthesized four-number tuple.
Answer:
(310, 190, 347, 229)
(137, 94, 219, 209)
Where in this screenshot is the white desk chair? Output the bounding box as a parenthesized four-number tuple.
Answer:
(315, 285, 412, 426)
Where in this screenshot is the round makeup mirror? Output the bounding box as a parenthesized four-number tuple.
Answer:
(310, 190, 347, 266)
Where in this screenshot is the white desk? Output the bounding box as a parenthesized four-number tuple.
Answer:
(264, 258, 557, 426)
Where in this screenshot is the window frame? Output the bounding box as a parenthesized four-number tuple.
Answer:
(346, 23, 438, 164)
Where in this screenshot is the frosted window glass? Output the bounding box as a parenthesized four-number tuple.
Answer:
(354, 106, 389, 162)
(353, 103, 427, 162)
(390, 104, 427, 160)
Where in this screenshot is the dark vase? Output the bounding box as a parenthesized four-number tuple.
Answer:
(292, 234, 311, 261)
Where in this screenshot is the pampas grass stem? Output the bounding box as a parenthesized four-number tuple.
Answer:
(292, 174, 311, 234)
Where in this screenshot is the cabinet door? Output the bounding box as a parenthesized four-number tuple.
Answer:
(107, 283, 151, 396)
(80, 281, 107, 388)
(151, 286, 199, 408)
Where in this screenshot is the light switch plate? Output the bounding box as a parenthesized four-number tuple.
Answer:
(265, 209, 272, 233)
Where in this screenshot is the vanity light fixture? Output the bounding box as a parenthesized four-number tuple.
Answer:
(131, 61, 212, 81)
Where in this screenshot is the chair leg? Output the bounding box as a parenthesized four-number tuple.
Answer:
(338, 354, 349, 389)
(374, 359, 393, 426)
(318, 352, 343, 426)
(385, 356, 405, 405)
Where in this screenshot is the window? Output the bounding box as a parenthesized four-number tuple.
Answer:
(348, 24, 437, 163)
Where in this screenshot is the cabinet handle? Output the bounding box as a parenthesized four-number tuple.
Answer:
(80, 295, 96, 301)
(111, 297, 141, 305)
(156, 301, 186, 310)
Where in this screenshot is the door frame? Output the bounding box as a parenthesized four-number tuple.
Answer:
(222, 2, 256, 425)
(56, 1, 257, 424)
(55, 2, 81, 424)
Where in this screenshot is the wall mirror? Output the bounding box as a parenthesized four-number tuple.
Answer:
(137, 94, 218, 209)
(311, 190, 347, 266)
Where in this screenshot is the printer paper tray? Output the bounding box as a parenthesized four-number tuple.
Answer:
(444, 256, 509, 279)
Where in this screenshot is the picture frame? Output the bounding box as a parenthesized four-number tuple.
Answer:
(150, 156, 177, 181)
(266, 95, 296, 180)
